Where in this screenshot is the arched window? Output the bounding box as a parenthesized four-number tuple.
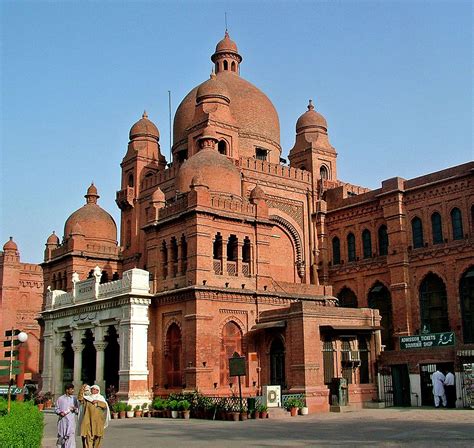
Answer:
(368, 282, 394, 350)
(63, 271, 67, 290)
(451, 207, 463, 240)
(161, 240, 168, 279)
(362, 229, 372, 259)
(270, 337, 285, 388)
(320, 165, 329, 180)
(431, 212, 443, 244)
(378, 225, 388, 256)
(218, 140, 227, 155)
(227, 235, 238, 261)
(223, 60, 228, 71)
(231, 61, 236, 72)
(419, 273, 449, 333)
(347, 233, 356, 262)
(125, 220, 132, 249)
(181, 235, 187, 274)
(411, 217, 424, 248)
(460, 266, 474, 343)
(242, 237, 251, 277)
(127, 173, 134, 187)
(358, 336, 370, 384)
(215, 62, 219, 73)
(170, 237, 178, 277)
(165, 323, 182, 388)
(100, 270, 109, 284)
(337, 287, 358, 308)
(332, 237, 341, 265)
(213, 233, 223, 275)
(220, 321, 242, 386)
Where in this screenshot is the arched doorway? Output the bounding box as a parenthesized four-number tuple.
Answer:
(81, 329, 96, 385)
(419, 273, 449, 334)
(104, 326, 119, 391)
(220, 321, 242, 386)
(368, 283, 394, 350)
(337, 287, 358, 308)
(165, 323, 182, 388)
(270, 337, 285, 388)
(460, 266, 474, 343)
(62, 332, 74, 389)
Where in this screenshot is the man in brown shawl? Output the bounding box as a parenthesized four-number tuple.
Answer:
(78, 384, 110, 448)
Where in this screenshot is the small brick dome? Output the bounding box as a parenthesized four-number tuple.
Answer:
(64, 185, 117, 244)
(3, 237, 18, 252)
(250, 185, 266, 202)
(296, 100, 327, 132)
(196, 73, 230, 103)
(176, 148, 241, 196)
(213, 31, 239, 57)
(46, 231, 60, 245)
(129, 111, 159, 141)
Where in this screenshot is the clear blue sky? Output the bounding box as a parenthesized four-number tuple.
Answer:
(1, 0, 472, 264)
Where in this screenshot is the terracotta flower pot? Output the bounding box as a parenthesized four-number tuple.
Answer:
(119, 411, 126, 419)
(111, 412, 118, 419)
(134, 410, 142, 417)
(37, 403, 45, 411)
(290, 407, 298, 417)
(260, 411, 268, 419)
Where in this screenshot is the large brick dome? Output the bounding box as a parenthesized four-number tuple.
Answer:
(64, 184, 117, 244)
(173, 34, 280, 157)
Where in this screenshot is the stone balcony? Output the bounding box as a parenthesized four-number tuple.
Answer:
(45, 267, 150, 310)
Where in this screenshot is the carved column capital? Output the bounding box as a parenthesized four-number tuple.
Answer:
(93, 342, 108, 352)
(72, 344, 84, 353)
(54, 346, 65, 355)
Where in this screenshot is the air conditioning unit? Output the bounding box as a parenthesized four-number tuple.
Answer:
(262, 385, 281, 408)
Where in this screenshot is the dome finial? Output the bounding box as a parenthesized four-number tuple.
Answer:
(308, 99, 314, 111)
(142, 110, 148, 119)
(85, 183, 99, 204)
(210, 68, 216, 80)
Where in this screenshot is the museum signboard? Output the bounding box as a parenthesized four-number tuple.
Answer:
(399, 332, 455, 350)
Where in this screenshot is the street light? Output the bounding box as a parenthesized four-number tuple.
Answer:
(18, 332, 28, 343)
(16, 332, 28, 402)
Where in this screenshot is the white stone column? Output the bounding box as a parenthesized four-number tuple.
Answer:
(54, 346, 65, 397)
(118, 297, 151, 406)
(94, 342, 108, 391)
(41, 320, 54, 393)
(72, 330, 84, 390)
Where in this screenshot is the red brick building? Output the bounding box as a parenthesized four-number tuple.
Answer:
(5, 32, 474, 411)
(0, 238, 43, 385)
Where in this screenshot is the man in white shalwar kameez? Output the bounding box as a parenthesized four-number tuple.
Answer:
(432, 368, 447, 408)
(55, 383, 79, 447)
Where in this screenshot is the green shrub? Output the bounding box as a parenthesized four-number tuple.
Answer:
(0, 398, 44, 448)
(125, 404, 132, 412)
(168, 400, 178, 411)
(117, 401, 127, 412)
(285, 398, 302, 410)
(178, 400, 190, 411)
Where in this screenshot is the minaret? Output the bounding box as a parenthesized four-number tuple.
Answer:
(117, 112, 166, 268)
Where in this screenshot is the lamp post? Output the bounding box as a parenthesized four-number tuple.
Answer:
(16, 332, 28, 402)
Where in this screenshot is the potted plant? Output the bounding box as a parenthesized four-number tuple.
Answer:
(134, 404, 142, 417)
(43, 391, 53, 409)
(111, 403, 119, 419)
(169, 399, 179, 418)
(285, 398, 301, 417)
(125, 404, 134, 418)
(118, 401, 127, 419)
(178, 399, 191, 419)
(34, 392, 45, 411)
(299, 401, 309, 415)
(258, 404, 268, 419)
(141, 402, 149, 417)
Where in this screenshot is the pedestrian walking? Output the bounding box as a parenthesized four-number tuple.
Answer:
(432, 367, 447, 408)
(55, 383, 79, 448)
(444, 369, 456, 408)
(78, 384, 110, 448)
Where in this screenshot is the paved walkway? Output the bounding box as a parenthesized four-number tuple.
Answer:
(42, 408, 474, 447)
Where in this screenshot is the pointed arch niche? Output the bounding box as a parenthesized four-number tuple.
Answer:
(220, 321, 242, 386)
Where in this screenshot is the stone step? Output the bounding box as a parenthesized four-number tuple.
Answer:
(266, 406, 292, 419)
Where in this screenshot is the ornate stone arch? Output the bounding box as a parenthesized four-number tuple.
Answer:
(414, 269, 448, 293)
(269, 214, 304, 278)
(265, 333, 286, 355)
(219, 316, 246, 337)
